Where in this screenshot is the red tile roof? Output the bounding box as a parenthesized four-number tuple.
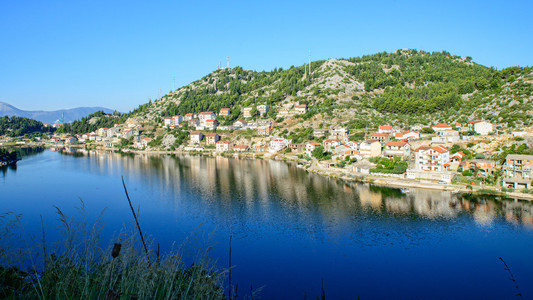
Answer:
(385, 141, 407, 147)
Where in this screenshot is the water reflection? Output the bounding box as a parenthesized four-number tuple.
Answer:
(55, 149, 533, 229)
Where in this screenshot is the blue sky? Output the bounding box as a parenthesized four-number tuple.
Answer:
(1, 0, 532, 112)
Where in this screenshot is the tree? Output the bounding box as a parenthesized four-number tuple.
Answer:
(312, 146, 325, 159)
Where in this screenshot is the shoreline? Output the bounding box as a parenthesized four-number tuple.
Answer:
(30, 143, 533, 202)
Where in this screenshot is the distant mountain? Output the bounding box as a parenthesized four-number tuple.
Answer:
(0, 102, 115, 124)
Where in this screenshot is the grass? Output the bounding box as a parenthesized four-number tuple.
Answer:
(0, 202, 227, 299)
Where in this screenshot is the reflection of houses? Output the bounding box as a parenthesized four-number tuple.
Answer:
(469, 120, 493, 135)
(383, 141, 410, 158)
(503, 154, 533, 189)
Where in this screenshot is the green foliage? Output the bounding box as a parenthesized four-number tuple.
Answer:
(370, 157, 408, 174)
(311, 146, 331, 160)
(349, 132, 366, 141)
(0, 148, 18, 163)
(56, 111, 124, 135)
(421, 127, 435, 134)
(0, 116, 53, 137)
(287, 127, 314, 144)
(172, 128, 190, 147)
(493, 144, 533, 163)
(462, 170, 473, 176)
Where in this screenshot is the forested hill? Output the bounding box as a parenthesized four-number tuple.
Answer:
(128, 49, 532, 129)
(0, 116, 55, 137)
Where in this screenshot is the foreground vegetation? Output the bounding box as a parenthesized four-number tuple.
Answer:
(0, 205, 226, 299)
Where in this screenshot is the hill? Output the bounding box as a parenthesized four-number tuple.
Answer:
(128, 49, 531, 132)
(0, 102, 115, 124)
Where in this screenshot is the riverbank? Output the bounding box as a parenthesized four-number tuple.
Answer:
(40, 143, 533, 202)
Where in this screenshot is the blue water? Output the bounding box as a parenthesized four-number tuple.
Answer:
(2, 149, 533, 299)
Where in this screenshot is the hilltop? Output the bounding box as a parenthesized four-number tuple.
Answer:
(128, 49, 532, 131)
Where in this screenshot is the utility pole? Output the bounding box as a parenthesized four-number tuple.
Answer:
(173, 76, 175, 91)
(308, 50, 311, 76)
(227, 56, 230, 69)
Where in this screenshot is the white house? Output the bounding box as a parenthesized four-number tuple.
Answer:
(378, 125, 392, 135)
(359, 140, 382, 158)
(432, 123, 452, 132)
(216, 140, 233, 151)
(190, 132, 204, 144)
(323, 139, 341, 152)
(469, 120, 493, 135)
(243, 107, 253, 118)
(198, 112, 216, 125)
(383, 141, 410, 158)
(163, 117, 172, 127)
(219, 108, 231, 117)
(269, 138, 290, 152)
(172, 115, 183, 125)
(257, 105, 269, 116)
(432, 130, 460, 143)
(414, 145, 450, 172)
(294, 104, 308, 114)
(233, 120, 248, 128)
(306, 142, 321, 156)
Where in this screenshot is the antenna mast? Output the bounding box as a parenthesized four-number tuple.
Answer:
(227, 56, 230, 69)
(173, 76, 175, 91)
(308, 50, 311, 76)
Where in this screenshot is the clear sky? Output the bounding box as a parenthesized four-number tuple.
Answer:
(1, 0, 532, 112)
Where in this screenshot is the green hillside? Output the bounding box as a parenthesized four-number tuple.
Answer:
(60, 49, 533, 134)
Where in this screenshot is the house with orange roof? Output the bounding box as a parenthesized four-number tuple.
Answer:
(383, 141, 410, 158)
(216, 140, 233, 152)
(204, 119, 219, 130)
(233, 144, 249, 152)
(306, 142, 321, 156)
(394, 131, 420, 140)
(414, 145, 450, 172)
(294, 104, 308, 114)
(378, 125, 392, 134)
(370, 133, 390, 144)
(219, 108, 231, 117)
(431, 123, 452, 132)
(205, 133, 220, 145)
(468, 120, 493, 135)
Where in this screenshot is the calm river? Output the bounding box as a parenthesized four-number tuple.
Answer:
(2, 149, 533, 299)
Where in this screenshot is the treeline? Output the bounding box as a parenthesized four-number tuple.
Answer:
(343, 50, 531, 114)
(56, 111, 124, 135)
(0, 116, 53, 137)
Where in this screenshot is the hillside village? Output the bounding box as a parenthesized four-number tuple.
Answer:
(3, 49, 533, 194)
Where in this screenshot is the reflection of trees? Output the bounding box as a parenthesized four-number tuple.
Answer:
(58, 150, 533, 228)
